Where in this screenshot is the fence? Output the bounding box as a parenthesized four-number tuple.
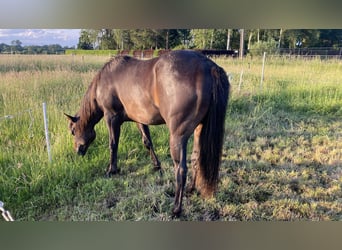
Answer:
(65, 49, 238, 58)
(248, 47, 342, 60)
(0, 103, 52, 163)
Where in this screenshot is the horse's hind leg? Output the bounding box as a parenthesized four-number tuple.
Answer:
(188, 124, 202, 193)
(169, 133, 189, 216)
(136, 123, 161, 172)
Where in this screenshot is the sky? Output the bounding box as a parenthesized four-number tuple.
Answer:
(0, 29, 81, 47)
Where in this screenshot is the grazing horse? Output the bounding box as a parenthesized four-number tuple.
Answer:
(65, 50, 230, 216)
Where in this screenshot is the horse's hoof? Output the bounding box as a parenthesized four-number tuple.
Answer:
(105, 168, 120, 178)
(172, 207, 182, 218)
(153, 166, 163, 176)
(186, 186, 195, 195)
(153, 166, 161, 171)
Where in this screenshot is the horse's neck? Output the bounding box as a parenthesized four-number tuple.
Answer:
(80, 87, 103, 128)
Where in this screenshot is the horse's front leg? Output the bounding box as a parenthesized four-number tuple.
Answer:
(105, 114, 122, 177)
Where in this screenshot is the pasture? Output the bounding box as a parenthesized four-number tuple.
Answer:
(0, 54, 341, 221)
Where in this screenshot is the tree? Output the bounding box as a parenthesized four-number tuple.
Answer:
(98, 29, 117, 50)
(178, 29, 191, 48)
(86, 29, 101, 49)
(130, 29, 159, 49)
(113, 29, 125, 50)
(278, 29, 283, 48)
(73, 29, 342, 53)
(282, 29, 320, 48)
(164, 29, 183, 49)
(191, 29, 210, 49)
(246, 29, 259, 50)
(190, 29, 236, 50)
(248, 39, 278, 56)
(211, 29, 230, 49)
(226, 29, 232, 50)
(77, 30, 94, 50)
(317, 29, 342, 47)
(47, 44, 63, 54)
(0, 43, 11, 53)
(11, 40, 22, 53)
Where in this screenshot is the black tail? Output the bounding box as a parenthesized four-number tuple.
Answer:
(196, 66, 230, 197)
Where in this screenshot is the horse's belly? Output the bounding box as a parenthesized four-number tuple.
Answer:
(125, 106, 164, 125)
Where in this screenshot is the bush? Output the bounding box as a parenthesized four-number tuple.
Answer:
(65, 49, 120, 56)
(248, 39, 279, 57)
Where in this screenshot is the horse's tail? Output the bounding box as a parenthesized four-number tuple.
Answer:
(196, 65, 230, 197)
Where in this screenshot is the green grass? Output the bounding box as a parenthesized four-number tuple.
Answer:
(0, 54, 341, 221)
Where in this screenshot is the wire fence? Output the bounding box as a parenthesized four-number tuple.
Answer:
(0, 103, 52, 221)
(247, 47, 342, 60)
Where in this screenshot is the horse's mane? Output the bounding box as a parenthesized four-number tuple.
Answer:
(77, 83, 98, 128)
(101, 55, 134, 74)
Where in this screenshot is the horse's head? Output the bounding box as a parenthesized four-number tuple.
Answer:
(64, 113, 96, 156)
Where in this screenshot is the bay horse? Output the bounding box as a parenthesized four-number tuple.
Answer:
(65, 50, 230, 216)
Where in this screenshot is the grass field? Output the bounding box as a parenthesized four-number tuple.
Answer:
(0, 54, 341, 221)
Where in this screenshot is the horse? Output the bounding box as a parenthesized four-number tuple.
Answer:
(65, 50, 230, 216)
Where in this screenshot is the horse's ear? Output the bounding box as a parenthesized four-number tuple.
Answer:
(64, 113, 79, 123)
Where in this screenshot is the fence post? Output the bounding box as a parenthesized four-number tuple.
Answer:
(260, 51, 266, 90)
(0, 201, 14, 221)
(238, 69, 244, 94)
(42, 102, 52, 163)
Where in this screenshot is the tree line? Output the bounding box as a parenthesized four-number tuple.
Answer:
(78, 29, 342, 53)
(1, 29, 341, 55)
(0, 40, 73, 54)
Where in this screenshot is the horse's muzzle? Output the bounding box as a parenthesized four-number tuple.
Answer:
(76, 145, 87, 156)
